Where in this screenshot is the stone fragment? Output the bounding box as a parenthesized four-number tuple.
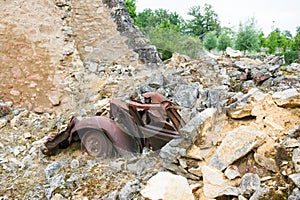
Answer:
(272, 88, 300, 107)
(0, 118, 8, 129)
(174, 84, 199, 108)
(46, 174, 65, 199)
(45, 161, 64, 179)
(289, 173, 300, 188)
(209, 126, 266, 171)
(33, 107, 44, 114)
(10, 89, 20, 96)
(51, 193, 67, 200)
(286, 63, 300, 73)
(23, 132, 32, 139)
(254, 137, 278, 172)
(118, 179, 141, 200)
(202, 165, 237, 199)
(70, 159, 79, 169)
(127, 156, 157, 175)
(225, 165, 241, 180)
(147, 72, 164, 89)
(293, 149, 300, 173)
(249, 187, 268, 200)
(288, 188, 300, 200)
(141, 172, 194, 200)
(240, 173, 261, 196)
(225, 47, 242, 58)
(48, 92, 61, 106)
(181, 108, 217, 142)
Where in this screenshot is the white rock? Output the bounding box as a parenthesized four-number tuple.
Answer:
(225, 165, 241, 180)
(225, 47, 242, 58)
(141, 172, 194, 200)
(209, 126, 266, 171)
(272, 88, 300, 107)
(292, 149, 300, 173)
(202, 165, 238, 199)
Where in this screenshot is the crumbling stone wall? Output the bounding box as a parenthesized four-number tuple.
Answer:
(102, 0, 162, 65)
(71, 0, 161, 66)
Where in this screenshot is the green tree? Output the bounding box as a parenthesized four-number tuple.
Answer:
(147, 27, 202, 59)
(235, 17, 260, 54)
(203, 31, 218, 51)
(217, 32, 232, 52)
(258, 32, 268, 49)
(135, 9, 184, 33)
(266, 29, 281, 54)
(124, 0, 137, 21)
(184, 4, 221, 39)
(294, 26, 300, 62)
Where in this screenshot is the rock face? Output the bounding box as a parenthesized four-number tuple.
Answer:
(0, 0, 161, 110)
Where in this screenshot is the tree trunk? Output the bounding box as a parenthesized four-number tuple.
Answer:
(298, 49, 300, 63)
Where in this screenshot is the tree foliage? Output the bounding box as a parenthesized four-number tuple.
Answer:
(217, 32, 232, 52)
(124, 0, 137, 20)
(235, 18, 260, 54)
(184, 4, 221, 39)
(203, 31, 217, 51)
(147, 27, 203, 59)
(135, 9, 184, 33)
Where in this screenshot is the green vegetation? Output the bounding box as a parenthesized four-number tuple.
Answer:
(124, 1, 300, 63)
(203, 31, 217, 52)
(235, 18, 260, 54)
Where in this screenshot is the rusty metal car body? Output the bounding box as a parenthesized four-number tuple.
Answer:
(41, 92, 185, 158)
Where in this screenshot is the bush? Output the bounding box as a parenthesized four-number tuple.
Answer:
(277, 51, 299, 65)
(147, 27, 203, 60)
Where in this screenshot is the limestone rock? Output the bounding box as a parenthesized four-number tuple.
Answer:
(288, 188, 300, 200)
(225, 165, 241, 180)
(141, 172, 194, 200)
(209, 126, 266, 171)
(289, 173, 300, 188)
(202, 165, 238, 199)
(254, 137, 278, 172)
(240, 173, 261, 196)
(293, 149, 300, 173)
(174, 84, 199, 108)
(272, 88, 300, 107)
(225, 47, 242, 58)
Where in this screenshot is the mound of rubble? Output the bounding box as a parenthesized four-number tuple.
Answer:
(0, 0, 300, 199)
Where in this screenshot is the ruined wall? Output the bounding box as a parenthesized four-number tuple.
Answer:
(0, 0, 161, 110)
(70, 0, 161, 66)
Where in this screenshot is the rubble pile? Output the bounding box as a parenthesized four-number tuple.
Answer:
(0, 0, 300, 199)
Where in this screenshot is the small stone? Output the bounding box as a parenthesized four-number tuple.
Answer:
(23, 132, 32, 139)
(293, 149, 300, 173)
(240, 173, 261, 196)
(289, 173, 300, 188)
(288, 188, 300, 200)
(10, 89, 20, 96)
(33, 107, 44, 114)
(272, 88, 300, 108)
(45, 161, 63, 179)
(50, 193, 67, 200)
(0, 118, 8, 129)
(70, 159, 79, 169)
(119, 179, 141, 200)
(225, 165, 241, 180)
(141, 172, 194, 200)
(202, 165, 238, 199)
(48, 94, 61, 106)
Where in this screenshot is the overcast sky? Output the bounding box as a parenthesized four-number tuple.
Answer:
(136, 0, 300, 36)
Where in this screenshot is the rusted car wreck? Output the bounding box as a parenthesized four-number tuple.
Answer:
(41, 92, 185, 158)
